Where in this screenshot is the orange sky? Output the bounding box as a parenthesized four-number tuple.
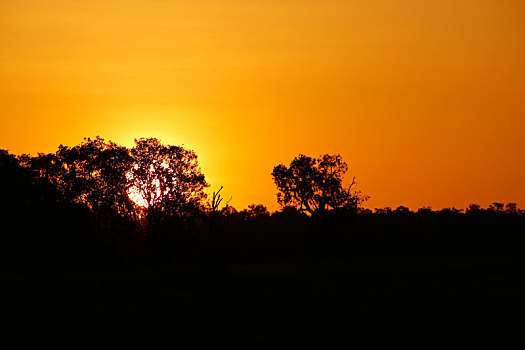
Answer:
(1, 0, 524, 211)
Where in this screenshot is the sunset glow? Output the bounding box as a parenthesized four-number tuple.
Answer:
(126, 163, 171, 208)
(1, 1, 524, 210)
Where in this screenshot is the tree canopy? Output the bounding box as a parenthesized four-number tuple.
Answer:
(271, 153, 368, 215)
(22, 136, 208, 222)
(28, 136, 136, 217)
(127, 137, 208, 218)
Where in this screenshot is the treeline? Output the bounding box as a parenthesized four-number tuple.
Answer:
(0, 137, 523, 272)
(367, 203, 523, 215)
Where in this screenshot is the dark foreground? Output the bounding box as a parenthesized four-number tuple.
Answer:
(2, 140, 525, 346)
(2, 255, 524, 348)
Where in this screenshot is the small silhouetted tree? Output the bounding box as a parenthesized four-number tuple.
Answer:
(209, 186, 225, 214)
(248, 204, 270, 218)
(208, 186, 232, 235)
(466, 203, 482, 214)
(505, 203, 518, 214)
(375, 207, 393, 215)
(240, 204, 270, 221)
(489, 202, 505, 213)
(272, 153, 368, 215)
(394, 206, 411, 214)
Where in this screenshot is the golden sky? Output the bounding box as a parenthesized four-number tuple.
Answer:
(1, 0, 524, 211)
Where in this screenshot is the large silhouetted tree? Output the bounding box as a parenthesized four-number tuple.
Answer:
(0, 148, 103, 271)
(127, 138, 208, 219)
(126, 138, 208, 265)
(26, 136, 208, 225)
(271, 154, 367, 215)
(29, 137, 135, 218)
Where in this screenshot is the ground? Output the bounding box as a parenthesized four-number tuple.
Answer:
(2, 255, 524, 347)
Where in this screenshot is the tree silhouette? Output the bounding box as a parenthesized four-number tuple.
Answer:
(28, 137, 135, 217)
(271, 153, 368, 215)
(466, 203, 482, 214)
(127, 138, 208, 219)
(209, 186, 232, 214)
(489, 202, 505, 213)
(0, 148, 103, 271)
(505, 202, 518, 214)
(241, 204, 270, 220)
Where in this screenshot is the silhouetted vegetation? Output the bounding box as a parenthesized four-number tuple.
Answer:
(2, 138, 525, 343)
(272, 153, 368, 215)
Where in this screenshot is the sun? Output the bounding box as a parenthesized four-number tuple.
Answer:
(128, 185, 151, 208)
(126, 162, 170, 208)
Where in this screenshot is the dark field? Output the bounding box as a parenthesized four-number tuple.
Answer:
(2, 253, 524, 347)
(2, 147, 525, 346)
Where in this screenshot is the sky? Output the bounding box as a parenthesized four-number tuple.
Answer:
(1, 0, 524, 211)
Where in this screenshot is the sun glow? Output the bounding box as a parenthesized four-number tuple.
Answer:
(127, 183, 156, 208)
(126, 162, 171, 208)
